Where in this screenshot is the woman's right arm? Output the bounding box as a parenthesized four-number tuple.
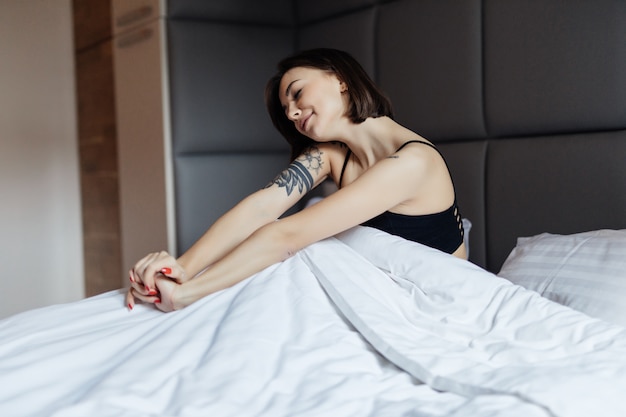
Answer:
(128, 145, 334, 298)
(177, 187, 293, 279)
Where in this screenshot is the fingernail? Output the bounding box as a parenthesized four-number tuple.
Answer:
(128, 303, 133, 310)
(129, 275, 134, 283)
(154, 298, 161, 304)
(160, 267, 172, 275)
(147, 288, 157, 296)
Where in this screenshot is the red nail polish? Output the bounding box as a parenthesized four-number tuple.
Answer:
(154, 298, 161, 304)
(147, 289, 157, 296)
(129, 275, 135, 283)
(160, 267, 172, 275)
(128, 303, 133, 310)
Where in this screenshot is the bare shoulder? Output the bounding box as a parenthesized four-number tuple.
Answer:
(354, 140, 451, 202)
(388, 140, 445, 173)
(382, 140, 455, 208)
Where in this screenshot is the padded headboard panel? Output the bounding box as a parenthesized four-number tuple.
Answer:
(167, 0, 626, 272)
(167, 0, 295, 252)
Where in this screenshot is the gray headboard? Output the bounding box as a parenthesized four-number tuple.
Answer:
(166, 0, 626, 272)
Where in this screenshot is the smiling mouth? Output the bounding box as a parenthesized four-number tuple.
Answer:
(300, 114, 312, 132)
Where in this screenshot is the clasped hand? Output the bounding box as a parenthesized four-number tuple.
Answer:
(126, 251, 187, 312)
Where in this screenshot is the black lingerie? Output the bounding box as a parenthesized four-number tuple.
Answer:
(339, 140, 464, 254)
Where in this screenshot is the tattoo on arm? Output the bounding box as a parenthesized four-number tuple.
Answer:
(265, 146, 324, 196)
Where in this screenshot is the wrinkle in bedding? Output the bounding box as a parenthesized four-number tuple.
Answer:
(1, 226, 625, 416)
(0, 253, 463, 417)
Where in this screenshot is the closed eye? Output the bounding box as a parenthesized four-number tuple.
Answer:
(282, 89, 302, 116)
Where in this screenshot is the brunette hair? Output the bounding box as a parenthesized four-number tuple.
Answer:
(265, 48, 394, 160)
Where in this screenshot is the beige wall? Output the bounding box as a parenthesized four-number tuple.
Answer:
(0, 0, 84, 319)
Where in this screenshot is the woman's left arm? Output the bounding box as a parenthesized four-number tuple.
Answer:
(163, 150, 429, 310)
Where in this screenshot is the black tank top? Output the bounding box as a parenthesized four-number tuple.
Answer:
(338, 140, 464, 254)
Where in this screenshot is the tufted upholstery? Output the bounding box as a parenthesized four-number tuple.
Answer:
(166, 0, 626, 271)
(167, 2, 294, 252)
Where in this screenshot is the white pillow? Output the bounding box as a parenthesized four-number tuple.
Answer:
(498, 229, 626, 327)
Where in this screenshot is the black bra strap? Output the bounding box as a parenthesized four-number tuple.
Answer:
(338, 149, 352, 188)
(339, 140, 448, 188)
(396, 139, 437, 153)
(396, 139, 460, 196)
(396, 140, 465, 244)
(396, 140, 453, 177)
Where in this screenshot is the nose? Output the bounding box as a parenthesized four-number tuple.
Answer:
(286, 102, 301, 121)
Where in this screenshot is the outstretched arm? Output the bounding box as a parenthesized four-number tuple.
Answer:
(178, 145, 327, 279)
(127, 146, 330, 308)
(163, 148, 429, 310)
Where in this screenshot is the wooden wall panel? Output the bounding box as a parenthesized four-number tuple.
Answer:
(73, 0, 123, 295)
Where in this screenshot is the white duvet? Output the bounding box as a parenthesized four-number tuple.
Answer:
(1, 226, 625, 417)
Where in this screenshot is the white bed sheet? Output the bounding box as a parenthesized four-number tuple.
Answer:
(1, 226, 625, 417)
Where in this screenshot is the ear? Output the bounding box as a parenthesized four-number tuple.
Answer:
(339, 80, 348, 93)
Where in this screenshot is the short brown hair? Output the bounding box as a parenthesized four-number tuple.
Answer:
(265, 48, 394, 160)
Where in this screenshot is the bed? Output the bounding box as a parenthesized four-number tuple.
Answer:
(2, 0, 626, 416)
(1, 226, 626, 416)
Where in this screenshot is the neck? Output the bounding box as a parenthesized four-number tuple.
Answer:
(340, 116, 420, 167)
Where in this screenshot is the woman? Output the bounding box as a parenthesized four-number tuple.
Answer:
(127, 48, 466, 312)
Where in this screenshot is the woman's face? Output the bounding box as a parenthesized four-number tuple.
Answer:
(279, 66, 348, 141)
